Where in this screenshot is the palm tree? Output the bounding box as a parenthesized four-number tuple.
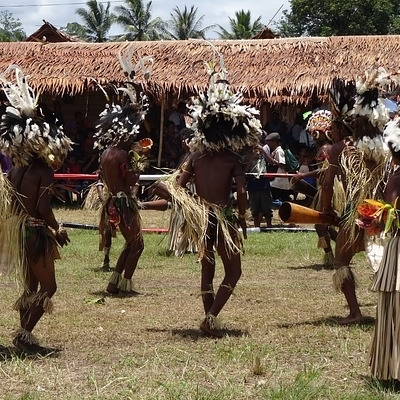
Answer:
(75, 0, 114, 42)
(114, 0, 164, 41)
(217, 10, 264, 39)
(164, 5, 214, 40)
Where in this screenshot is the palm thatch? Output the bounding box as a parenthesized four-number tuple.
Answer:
(0, 36, 399, 105)
(26, 20, 77, 43)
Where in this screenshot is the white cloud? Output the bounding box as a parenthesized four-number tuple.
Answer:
(1, 0, 290, 37)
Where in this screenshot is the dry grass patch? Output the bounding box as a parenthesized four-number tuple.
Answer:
(0, 206, 397, 399)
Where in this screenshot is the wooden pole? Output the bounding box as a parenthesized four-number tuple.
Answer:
(157, 100, 165, 167)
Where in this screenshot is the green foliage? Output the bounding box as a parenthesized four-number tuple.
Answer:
(277, 0, 399, 37)
(217, 10, 264, 39)
(0, 11, 25, 42)
(162, 6, 214, 40)
(75, 0, 114, 42)
(114, 0, 164, 41)
(261, 367, 328, 399)
(60, 22, 88, 40)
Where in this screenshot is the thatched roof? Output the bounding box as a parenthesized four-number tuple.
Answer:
(0, 36, 400, 105)
(252, 26, 278, 39)
(26, 20, 77, 43)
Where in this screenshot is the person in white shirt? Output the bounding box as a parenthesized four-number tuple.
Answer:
(265, 132, 292, 203)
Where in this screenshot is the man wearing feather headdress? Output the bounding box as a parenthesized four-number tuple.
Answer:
(320, 68, 397, 324)
(291, 109, 337, 267)
(172, 50, 262, 338)
(0, 65, 71, 354)
(93, 48, 154, 295)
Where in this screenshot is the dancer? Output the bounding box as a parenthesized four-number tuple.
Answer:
(0, 65, 71, 353)
(171, 51, 262, 337)
(321, 70, 393, 324)
(93, 48, 154, 295)
(367, 117, 400, 381)
(291, 109, 337, 266)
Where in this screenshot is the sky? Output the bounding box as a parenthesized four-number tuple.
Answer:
(0, 0, 291, 38)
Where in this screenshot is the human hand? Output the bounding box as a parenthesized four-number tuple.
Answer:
(55, 228, 70, 247)
(290, 173, 303, 185)
(238, 214, 247, 239)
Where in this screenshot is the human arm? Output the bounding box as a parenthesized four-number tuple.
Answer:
(37, 166, 70, 246)
(259, 145, 277, 166)
(290, 168, 321, 184)
(234, 160, 247, 239)
(177, 154, 194, 189)
(320, 145, 340, 218)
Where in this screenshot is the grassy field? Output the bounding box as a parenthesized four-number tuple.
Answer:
(0, 206, 397, 399)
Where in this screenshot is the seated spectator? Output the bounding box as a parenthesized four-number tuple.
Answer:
(285, 113, 303, 152)
(169, 101, 187, 134)
(163, 120, 183, 168)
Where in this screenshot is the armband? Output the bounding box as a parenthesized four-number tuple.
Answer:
(181, 169, 193, 176)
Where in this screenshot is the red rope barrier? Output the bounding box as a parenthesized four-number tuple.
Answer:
(54, 173, 297, 181)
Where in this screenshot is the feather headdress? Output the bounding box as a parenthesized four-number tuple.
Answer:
(187, 42, 262, 153)
(306, 109, 333, 141)
(93, 46, 153, 153)
(383, 117, 400, 153)
(0, 65, 72, 168)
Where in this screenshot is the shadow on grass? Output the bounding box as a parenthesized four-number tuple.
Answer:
(288, 263, 335, 271)
(146, 327, 248, 340)
(89, 290, 142, 298)
(0, 344, 62, 361)
(277, 315, 375, 328)
(363, 374, 400, 393)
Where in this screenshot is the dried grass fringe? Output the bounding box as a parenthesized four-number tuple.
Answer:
(118, 277, 133, 292)
(13, 291, 54, 314)
(165, 179, 243, 261)
(339, 146, 387, 245)
(332, 265, 358, 292)
(323, 251, 334, 267)
(14, 328, 39, 345)
(0, 172, 29, 287)
(109, 271, 121, 286)
(83, 183, 102, 211)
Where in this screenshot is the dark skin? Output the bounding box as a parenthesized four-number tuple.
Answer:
(291, 137, 336, 258)
(7, 158, 69, 334)
(320, 121, 367, 324)
(177, 149, 247, 335)
(100, 139, 144, 293)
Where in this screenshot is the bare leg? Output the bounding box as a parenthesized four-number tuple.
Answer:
(107, 213, 144, 293)
(200, 229, 242, 338)
(333, 227, 363, 324)
(101, 227, 112, 271)
(14, 240, 58, 352)
(200, 241, 216, 315)
(315, 224, 334, 267)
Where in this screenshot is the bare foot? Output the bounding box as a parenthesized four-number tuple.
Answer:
(200, 317, 223, 338)
(336, 315, 364, 325)
(106, 282, 119, 294)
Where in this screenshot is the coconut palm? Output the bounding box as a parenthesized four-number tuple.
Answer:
(217, 10, 264, 39)
(75, 0, 114, 42)
(114, 0, 164, 41)
(163, 5, 214, 40)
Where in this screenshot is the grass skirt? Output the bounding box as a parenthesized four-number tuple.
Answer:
(369, 235, 400, 380)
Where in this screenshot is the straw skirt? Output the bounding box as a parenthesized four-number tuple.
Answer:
(369, 235, 400, 380)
